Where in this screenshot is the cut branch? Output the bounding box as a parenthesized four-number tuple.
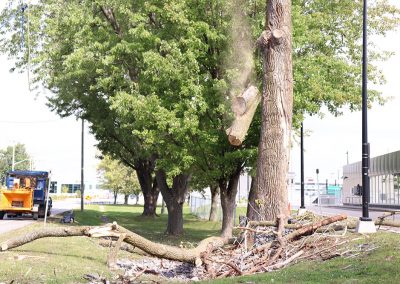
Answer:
(0, 223, 226, 266)
(226, 85, 260, 146)
(285, 214, 347, 241)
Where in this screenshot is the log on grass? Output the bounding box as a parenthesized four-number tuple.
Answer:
(248, 220, 302, 229)
(226, 85, 260, 146)
(375, 219, 400, 227)
(285, 214, 347, 241)
(0, 223, 226, 266)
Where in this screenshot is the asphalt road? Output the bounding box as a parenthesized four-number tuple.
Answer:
(0, 199, 79, 235)
(308, 205, 400, 221)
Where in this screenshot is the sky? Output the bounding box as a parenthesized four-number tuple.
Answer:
(290, 4, 400, 183)
(0, 1, 400, 186)
(0, 59, 99, 183)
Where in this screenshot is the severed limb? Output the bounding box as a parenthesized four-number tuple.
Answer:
(0, 222, 226, 266)
(226, 85, 261, 146)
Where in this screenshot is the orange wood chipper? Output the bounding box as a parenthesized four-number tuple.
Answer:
(0, 171, 52, 220)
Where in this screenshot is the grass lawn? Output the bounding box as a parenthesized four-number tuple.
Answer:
(0, 204, 221, 283)
(0, 205, 400, 283)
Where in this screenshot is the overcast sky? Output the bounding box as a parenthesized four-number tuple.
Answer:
(0, 1, 399, 185)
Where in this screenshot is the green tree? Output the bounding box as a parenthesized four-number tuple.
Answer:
(0, 143, 32, 185)
(61, 185, 69, 194)
(1, 0, 399, 236)
(97, 155, 141, 205)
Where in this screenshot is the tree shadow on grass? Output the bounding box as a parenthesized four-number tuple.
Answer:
(12, 248, 108, 263)
(74, 207, 221, 246)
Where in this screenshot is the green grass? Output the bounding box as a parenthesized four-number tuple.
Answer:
(74, 204, 221, 245)
(0, 222, 114, 283)
(0, 204, 221, 283)
(1, 205, 400, 283)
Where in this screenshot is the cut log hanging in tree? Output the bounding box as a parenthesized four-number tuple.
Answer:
(0, 222, 226, 266)
(226, 85, 260, 146)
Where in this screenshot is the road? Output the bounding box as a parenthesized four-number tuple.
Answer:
(0, 198, 79, 235)
(308, 205, 400, 221)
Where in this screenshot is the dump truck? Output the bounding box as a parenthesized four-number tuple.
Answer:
(0, 170, 52, 220)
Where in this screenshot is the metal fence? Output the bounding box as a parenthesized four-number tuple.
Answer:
(189, 195, 224, 221)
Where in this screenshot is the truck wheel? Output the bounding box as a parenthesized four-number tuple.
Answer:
(33, 213, 38, 220)
(0, 211, 5, 220)
(47, 209, 51, 217)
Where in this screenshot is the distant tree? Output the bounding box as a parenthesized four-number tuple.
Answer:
(97, 155, 141, 205)
(61, 185, 69, 194)
(0, 143, 31, 185)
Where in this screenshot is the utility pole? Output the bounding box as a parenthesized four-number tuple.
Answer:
(12, 143, 15, 171)
(300, 123, 305, 209)
(316, 169, 320, 207)
(81, 119, 85, 211)
(346, 151, 349, 165)
(356, 0, 375, 233)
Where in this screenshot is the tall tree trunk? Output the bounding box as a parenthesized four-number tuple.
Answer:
(246, 177, 256, 220)
(156, 170, 190, 236)
(135, 194, 139, 205)
(124, 194, 129, 205)
(220, 166, 242, 239)
(253, 0, 293, 221)
(113, 192, 118, 205)
(135, 158, 159, 217)
(209, 185, 219, 221)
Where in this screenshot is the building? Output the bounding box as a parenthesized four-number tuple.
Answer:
(343, 150, 400, 208)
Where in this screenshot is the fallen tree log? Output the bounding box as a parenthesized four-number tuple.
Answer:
(0, 223, 226, 266)
(285, 214, 347, 241)
(375, 219, 400, 228)
(248, 220, 302, 229)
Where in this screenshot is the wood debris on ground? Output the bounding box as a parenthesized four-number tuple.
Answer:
(2, 211, 398, 283)
(87, 212, 379, 283)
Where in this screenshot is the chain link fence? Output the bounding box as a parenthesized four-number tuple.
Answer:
(189, 195, 224, 221)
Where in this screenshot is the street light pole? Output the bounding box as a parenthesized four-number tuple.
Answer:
(81, 119, 85, 211)
(12, 144, 15, 171)
(316, 169, 320, 207)
(357, 0, 375, 233)
(361, 0, 370, 222)
(300, 122, 305, 209)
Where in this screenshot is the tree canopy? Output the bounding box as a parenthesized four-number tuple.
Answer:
(0, 0, 399, 233)
(97, 155, 141, 204)
(0, 143, 31, 184)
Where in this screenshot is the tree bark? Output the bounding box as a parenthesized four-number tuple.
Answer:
(253, 0, 293, 221)
(135, 158, 159, 217)
(220, 165, 242, 239)
(209, 185, 219, 222)
(227, 86, 261, 146)
(124, 194, 129, 205)
(246, 177, 256, 220)
(156, 170, 190, 236)
(113, 191, 118, 205)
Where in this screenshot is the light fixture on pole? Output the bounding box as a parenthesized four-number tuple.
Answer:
(356, 0, 376, 233)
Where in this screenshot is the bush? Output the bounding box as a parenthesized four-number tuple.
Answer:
(75, 190, 81, 198)
(61, 185, 69, 194)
